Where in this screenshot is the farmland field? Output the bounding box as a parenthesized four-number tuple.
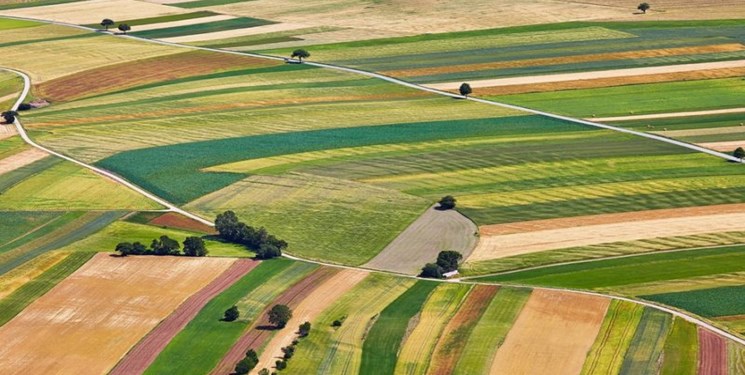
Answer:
(619, 308, 672, 374)
(582, 301, 645, 375)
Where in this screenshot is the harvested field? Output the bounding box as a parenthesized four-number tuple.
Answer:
(470, 211, 745, 262)
(0, 125, 16, 139)
(395, 283, 471, 375)
(364, 205, 477, 275)
(428, 285, 499, 375)
(0, 148, 48, 176)
(429, 59, 745, 91)
(35, 50, 276, 102)
(210, 267, 338, 375)
(698, 141, 745, 152)
(619, 308, 672, 374)
(0, 253, 234, 374)
(0, 0, 186, 24)
(581, 300, 644, 375)
(698, 329, 728, 375)
(148, 212, 216, 234)
(110, 259, 258, 375)
(489, 289, 609, 375)
(255, 269, 368, 371)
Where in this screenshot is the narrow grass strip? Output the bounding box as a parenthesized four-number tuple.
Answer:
(581, 300, 644, 375)
(0, 252, 93, 326)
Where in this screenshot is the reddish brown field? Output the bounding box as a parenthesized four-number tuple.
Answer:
(698, 328, 728, 375)
(149, 212, 217, 234)
(109, 259, 259, 375)
(34, 50, 277, 102)
(209, 267, 339, 375)
(427, 285, 499, 375)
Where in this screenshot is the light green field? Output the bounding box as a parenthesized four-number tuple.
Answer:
(0, 161, 161, 210)
(395, 283, 470, 375)
(285, 273, 415, 375)
(454, 287, 531, 375)
(582, 300, 644, 375)
(0, 137, 28, 162)
(54, 220, 249, 257)
(235, 261, 317, 320)
(187, 173, 429, 266)
(659, 317, 698, 375)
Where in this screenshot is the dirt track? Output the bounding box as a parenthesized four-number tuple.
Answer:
(698, 328, 728, 375)
(109, 259, 258, 375)
(209, 267, 338, 375)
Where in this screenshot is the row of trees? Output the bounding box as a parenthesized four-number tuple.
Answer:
(229, 304, 301, 374)
(215, 211, 288, 259)
(421, 250, 463, 279)
(115, 235, 208, 256)
(100, 19, 131, 34)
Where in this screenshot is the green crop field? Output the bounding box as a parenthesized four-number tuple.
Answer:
(619, 308, 672, 375)
(145, 259, 293, 375)
(359, 280, 438, 375)
(644, 285, 745, 318)
(234, 261, 317, 320)
(0, 211, 61, 249)
(0, 251, 93, 326)
(659, 317, 698, 375)
(582, 300, 644, 375)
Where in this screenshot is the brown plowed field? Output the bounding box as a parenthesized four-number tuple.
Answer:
(427, 285, 499, 375)
(254, 269, 368, 371)
(488, 289, 609, 375)
(698, 328, 728, 375)
(462, 67, 745, 96)
(0, 253, 234, 375)
(109, 259, 259, 375)
(384, 44, 745, 77)
(149, 212, 217, 234)
(480, 204, 745, 236)
(210, 266, 339, 375)
(0, 148, 47, 176)
(35, 50, 274, 102)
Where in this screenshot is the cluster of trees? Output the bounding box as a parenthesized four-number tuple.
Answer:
(234, 349, 259, 375)
(437, 195, 457, 210)
(115, 235, 208, 257)
(215, 211, 288, 259)
(233, 305, 303, 374)
(1, 111, 17, 124)
(421, 250, 463, 279)
(100, 19, 131, 34)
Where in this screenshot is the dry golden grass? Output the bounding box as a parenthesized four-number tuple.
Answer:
(0, 253, 234, 375)
(0, 0, 186, 24)
(0, 251, 68, 300)
(0, 148, 47, 176)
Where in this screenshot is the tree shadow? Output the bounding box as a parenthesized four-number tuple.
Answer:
(256, 324, 281, 331)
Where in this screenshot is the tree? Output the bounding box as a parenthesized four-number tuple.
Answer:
(437, 195, 456, 210)
(224, 305, 239, 322)
(100, 19, 114, 30)
(256, 243, 282, 259)
(275, 360, 287, 370)
(235, 355, 257, 375)
(734, 147, 745, 159)
(298, 321, 311, 337)
(115, 242, 133, 256)
(183, 236, 208, 257)
(215, 210, 240, 241)
(131, 241, 147, 255)
(150, 235, 180, 255)
(2, 110, 18, 124)
(291, 49, 310, 62)
(268, 304, 292, 328)
(436, 250, 463, 272)
(420, 263, 444, 279)
(118, 23, 131, 34)
(459, 83, 472, 97)
(638, 2, 650, 13)
(245, 349, 258, 364)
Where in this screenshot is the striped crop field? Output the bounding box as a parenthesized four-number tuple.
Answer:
(660, 318, 698, 375)
(582, 300, 645, 375)
(0, 250, 68, 299)
(131, 17, 274, 39)
(618, 308, 672, 374)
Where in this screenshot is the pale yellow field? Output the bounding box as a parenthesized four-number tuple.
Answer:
(0, 148, 47, 176)
(698, 141, 745, 152)
(489, 289, 609, 375)
(0, 0, 186, 24)
(0, 251, 68, 299)
(0, 125, 16, 139)
(0, 253, 235, 375)
(255, 269, 368, 371)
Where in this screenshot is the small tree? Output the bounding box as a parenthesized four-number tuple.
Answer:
(281, 345, 295, 359)
(275, 360, 287, 370)
(459, 83, 472, 97)
(291, 49, 310, 62)
(118, 23, 131, 34)
(245, 349, 259, 364)
(734, 147, 745, 159)
(100, 18, 114, 30)
(183, 236, 208, 257)
(298, 321, 311, 337)
(638, 3, 650, 13)
(420, 263, 444, 279)
(436, 250, 463, 273)
(235, 355, 257, 375)
(268, 304, 292, 328)
(437, 195, 456, 210)
(115, 242, 133, 256)
(224, 305, 240, 322)
(2, 110, 18, 124)
(258, 369, 270, 375)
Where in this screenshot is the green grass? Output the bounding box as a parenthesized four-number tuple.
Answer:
(55, 220, 250, 257)
(0, 252, 93, 326)
(619, 308, 672, 375)
(359, 280, 438, 375)
(474, 245, 745, 289)
(145, 259, 293, 375)
(234, 261, 317, 320)
(83, 11, 219, 28)
(659, 317, 698, 375)
(581, 300, 644, 375)
(0, 211, 61, 249)
(0, 19, 42, 30)
(131, 17, 275, 39)
(0, 156, 60, 194)
(643, 284, 745, 318)
(453, 287, 531, 375)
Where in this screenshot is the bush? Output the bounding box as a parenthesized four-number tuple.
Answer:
(235, 358, 254, 375)
(420, 263, 444, 279)
(281, 346, 295, 359)
(17, 103, 32, 111)
(437, 195, 456, 210)
(258, 369, 270, 375)
(332, 315, 346, 327)
(298, 321, 311, 337)
(275, 360, 287, 370)
(223, 305, 239, 322)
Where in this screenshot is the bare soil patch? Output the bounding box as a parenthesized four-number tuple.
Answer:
(0, 253, 234, 375)
(149, 211, 216, 234)
(0, 148, 47, 176)
(489, 289, 609, 375)
(698, 328, 728, 375)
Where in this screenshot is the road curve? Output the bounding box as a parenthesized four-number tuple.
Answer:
(1, 15, 744, 345)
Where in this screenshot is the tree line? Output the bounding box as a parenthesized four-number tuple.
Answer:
(115, 235, 207, 257)
(215, 211, 287, 259)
